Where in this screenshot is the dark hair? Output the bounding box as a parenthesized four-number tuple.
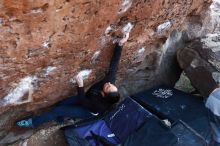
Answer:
(105, 92, 120, 104)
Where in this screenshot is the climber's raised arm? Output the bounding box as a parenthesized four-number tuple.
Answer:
(75, 74, 86, 99)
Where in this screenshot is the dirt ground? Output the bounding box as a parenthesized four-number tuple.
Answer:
(8, 121, 75, 146)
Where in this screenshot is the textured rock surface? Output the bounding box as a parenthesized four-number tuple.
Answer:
(0, 0, 217, 144)
(177, 32, 220, 97)
(9, 125, 69, 146)
(177, 0, 220, 97)
(174, 72, 195, 93)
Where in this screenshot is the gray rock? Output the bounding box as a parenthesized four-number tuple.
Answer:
(174, 72, 195, 93)
(177, 33, 220, 97)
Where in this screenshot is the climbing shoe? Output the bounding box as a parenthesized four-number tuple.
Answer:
(16, 118, 34, 128)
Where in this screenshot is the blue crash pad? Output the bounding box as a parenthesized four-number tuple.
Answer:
(104, 97, 153, 142)
(64, 97, 157, 146)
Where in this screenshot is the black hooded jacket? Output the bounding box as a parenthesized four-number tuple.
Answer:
(77, 43, 122, 113)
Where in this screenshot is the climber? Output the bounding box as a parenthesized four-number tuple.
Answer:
(206, 85, 220, 146)
(16, 33, 129, 128)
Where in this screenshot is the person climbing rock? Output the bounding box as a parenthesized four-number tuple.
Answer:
(16, 33, 129, 128)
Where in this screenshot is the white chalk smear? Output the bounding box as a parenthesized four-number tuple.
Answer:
(30, 9, 43, 14)
(105, 26, 113, 35)
(44, 66, 57, 76)
(152, 88, 173, 99)
(138, 47, 145, 54)
(77, 69, 92, 79)
(56, 9, 61, 12)
(3, 76, 37, 105)
(157, 21, 172, 33)
(122, 22, 134, 34)
(118, 0, 133, 13)
(42, 41, 50, 48)
(70, 69, 92, 84)
(91, 51, 101, 63)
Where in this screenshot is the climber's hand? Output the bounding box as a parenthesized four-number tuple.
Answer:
(75, 74, 84, 87)
(119, 33, 129, 46)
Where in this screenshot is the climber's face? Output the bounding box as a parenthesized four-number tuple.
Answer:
(103, 82, 118, 93)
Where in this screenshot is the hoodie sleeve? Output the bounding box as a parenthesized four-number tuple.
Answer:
(77, 87, 86, 99)
(77, 87, 100, 112)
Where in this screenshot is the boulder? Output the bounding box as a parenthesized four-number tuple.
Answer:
(177, 0, 220, 97)
(177, 33, 220, 97)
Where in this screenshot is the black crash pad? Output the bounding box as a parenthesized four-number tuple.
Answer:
(131, 85, 211, 142)
(123, 117, 178, 146)
(172, 120, 207, 146)
(104, 97, 153, 142)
